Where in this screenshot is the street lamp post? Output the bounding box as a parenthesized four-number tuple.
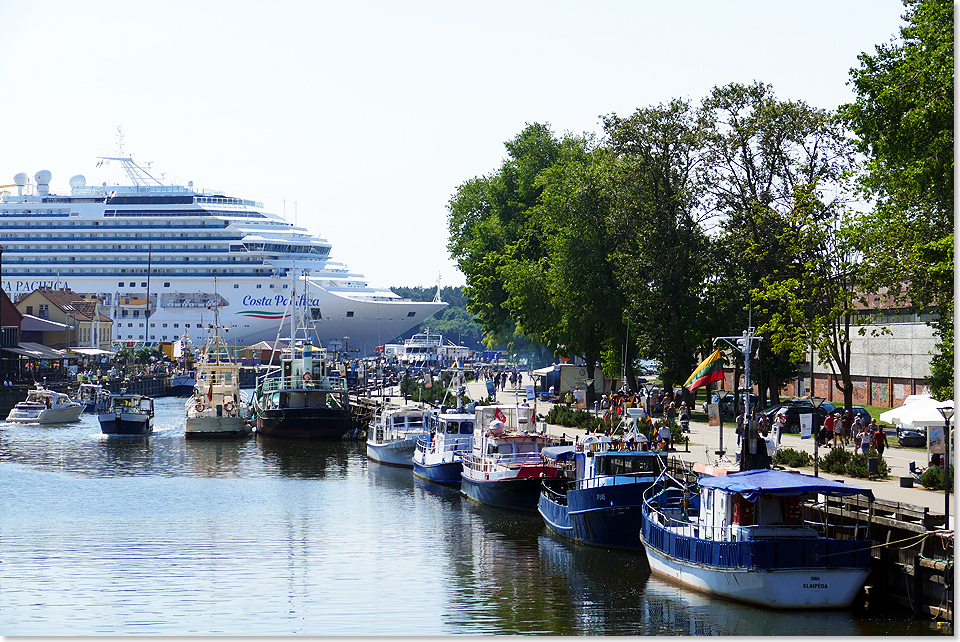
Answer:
(937, 406, 953, 528)
(716, 388, 729, 459)
(811, 396, 825, 477)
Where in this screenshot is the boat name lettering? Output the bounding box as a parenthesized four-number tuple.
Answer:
(803, 583, 828, 589)
(3, 279, 69, 293)
(242, 294, 321, 307)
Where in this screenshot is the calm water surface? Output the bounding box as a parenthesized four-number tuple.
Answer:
(0, 397, 945, 635)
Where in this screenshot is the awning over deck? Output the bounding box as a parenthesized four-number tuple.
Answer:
(698, 468, 874, 502)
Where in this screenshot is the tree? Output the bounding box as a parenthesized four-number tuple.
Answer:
(602, 99, 713, 391)
(698, 82, 856, 405)
(447, 123, 563, 347)
(840, 0, 954, 398)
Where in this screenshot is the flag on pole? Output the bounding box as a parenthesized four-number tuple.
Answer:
(494, 408, 507, 423)
(682, 349, 725, 392)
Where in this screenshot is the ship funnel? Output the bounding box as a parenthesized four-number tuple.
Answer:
(35, 170, 52, 196)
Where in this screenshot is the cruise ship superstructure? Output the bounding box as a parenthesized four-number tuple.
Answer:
(0, 158, 446, 354)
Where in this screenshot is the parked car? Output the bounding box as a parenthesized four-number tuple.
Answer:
(897, 424, 926, 447)
(701, 393, 759, 417)
(761, 401, 830, 434)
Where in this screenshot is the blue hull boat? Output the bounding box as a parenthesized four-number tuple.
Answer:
(412, 411, 474, 485)
(538, 435, 662, 550)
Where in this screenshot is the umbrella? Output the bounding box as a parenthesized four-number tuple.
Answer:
(879, 398, 954, 427)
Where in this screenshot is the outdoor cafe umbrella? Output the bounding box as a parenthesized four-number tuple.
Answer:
(879, 397, 954, 427)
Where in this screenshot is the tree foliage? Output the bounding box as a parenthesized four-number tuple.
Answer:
(840, 0, 954, 398)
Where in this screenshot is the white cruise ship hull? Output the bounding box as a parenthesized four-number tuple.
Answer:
(0, 159, 446, 354)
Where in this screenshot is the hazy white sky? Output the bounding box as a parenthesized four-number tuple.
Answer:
(0, 0, 906, 288)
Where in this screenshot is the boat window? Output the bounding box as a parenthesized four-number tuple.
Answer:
(445, 421, 458, 434)
(408, 417, 424, 428)
(460, 422, 473, 434)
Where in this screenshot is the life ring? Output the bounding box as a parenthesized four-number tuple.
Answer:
(224, 401, 235, 413)
(302, 373, 313, 383)
(195, 402, 205, 413)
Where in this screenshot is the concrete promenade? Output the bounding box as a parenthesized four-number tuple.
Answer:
(465, 372, 954, 528)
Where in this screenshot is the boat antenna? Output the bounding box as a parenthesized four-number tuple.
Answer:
(433, 273, 442, 303)
(97, 126, 164, 188)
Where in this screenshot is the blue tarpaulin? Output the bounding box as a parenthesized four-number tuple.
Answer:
(541, 445, 577, 461)
(698, 468, 874, 503)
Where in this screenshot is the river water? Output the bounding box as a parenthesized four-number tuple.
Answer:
(0, 397, 945, 636)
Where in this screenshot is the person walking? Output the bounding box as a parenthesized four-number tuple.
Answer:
(735, 411, 745, 447)
(858, 424, 871, 455)
(872, 421, 888, 457)
(840, 409, 854, 447)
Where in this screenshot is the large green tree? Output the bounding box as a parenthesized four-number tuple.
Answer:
(602, 99, 712, 391)
(698, 82, 856, 405)
(840, 0, 954, 398)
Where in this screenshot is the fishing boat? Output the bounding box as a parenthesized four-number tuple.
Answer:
(460, 404, 568, 512)
(170, 371, 197, 397)
(99, 392, 155, 435)
(640, 468, 875, 609)
(251, 274, 350, 440)
(77, 382, 109, 413)
(538, 433, 662, 550)
(5, 386, 84, 424)
(366, 404, 431, 467)
(184, 309, 251, 438)
(412, 409, 474, 483)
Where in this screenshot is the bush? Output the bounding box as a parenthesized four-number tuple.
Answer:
(545, 405, 603, 432)
(819, 447, 851, 474)
(921, 465, 954, 491)
(774, 447, 812, 468)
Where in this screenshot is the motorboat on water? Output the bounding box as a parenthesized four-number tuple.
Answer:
(77, 382, 109, 413)
(640, 468, 875, 609)
(170, 371, 197, 397)
(184, 308, 251, 438)
(412, 409, 474, 483)
(0, 153, 444, 352)
(538, 433, 662, 550)
(99, 392, 155, 435)
(366, 404, 431, 467)
(5, 386, 84, 424)
(251, 275, 351, 440)
(459, 404, 569, 512)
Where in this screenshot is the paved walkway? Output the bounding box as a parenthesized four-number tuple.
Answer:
(465, 372, 953, 527)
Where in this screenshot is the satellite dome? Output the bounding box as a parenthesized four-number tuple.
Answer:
(34, 170, 52, 184)
(69, 175, 86, 189)
(13, 172, 28, 186)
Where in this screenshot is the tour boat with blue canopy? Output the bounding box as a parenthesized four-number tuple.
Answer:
(640, 468, 875, 609)
(412, 409, 474, 484)
(539, 434, 662, 550)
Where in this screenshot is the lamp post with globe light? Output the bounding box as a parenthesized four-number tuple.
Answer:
(937, 406, 953, 527)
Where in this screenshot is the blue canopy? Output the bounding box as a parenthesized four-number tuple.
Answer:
(541, 445, 577, 462)
(698, 468, 874, 503)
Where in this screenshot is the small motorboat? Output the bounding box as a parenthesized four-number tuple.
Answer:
(366, 404, 431, 467)
(5, 386, 84, 424)
(99, 393, 155, 435)
(412, 409, 474, 484)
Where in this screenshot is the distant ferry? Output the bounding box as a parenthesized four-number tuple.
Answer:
(0, 157, 446, 354)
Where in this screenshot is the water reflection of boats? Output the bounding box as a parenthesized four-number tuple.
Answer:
(254, 434, 351, 478)
(640, 576, 862, 636)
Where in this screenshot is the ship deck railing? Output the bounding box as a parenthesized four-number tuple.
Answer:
(461, 452, 545, 472)
(257, 375, 348, 393)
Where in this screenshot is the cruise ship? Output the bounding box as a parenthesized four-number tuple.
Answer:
(0, 157, 446, 354)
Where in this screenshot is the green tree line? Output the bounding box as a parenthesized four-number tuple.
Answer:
(445, 0, 953, 405)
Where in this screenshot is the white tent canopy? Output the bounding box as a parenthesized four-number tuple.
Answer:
(879, 397, 954, 427)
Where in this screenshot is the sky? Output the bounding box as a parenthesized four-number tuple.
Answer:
(0, 0, 908, 289)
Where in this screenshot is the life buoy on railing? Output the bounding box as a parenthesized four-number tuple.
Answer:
(195, 402, 205, 413)
(224, 401, 235, 413)
(302, 373, 313, 383)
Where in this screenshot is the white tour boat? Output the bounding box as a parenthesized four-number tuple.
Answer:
(366, 404, 431, 467)
(5, 386, 84, 424)
(412, 409, 475, 484)
(640, 468, 875, 609)
(0, 151, 445, 355)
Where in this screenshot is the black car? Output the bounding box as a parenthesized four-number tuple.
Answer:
(761, 402, 830, 434)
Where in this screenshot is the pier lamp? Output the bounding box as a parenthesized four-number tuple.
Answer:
(937, 406, 953, 527)
(811, 397, 825, 477)
(715, 388, 729, 458)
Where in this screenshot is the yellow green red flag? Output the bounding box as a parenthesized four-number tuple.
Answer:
(683, 349, 724, 391)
